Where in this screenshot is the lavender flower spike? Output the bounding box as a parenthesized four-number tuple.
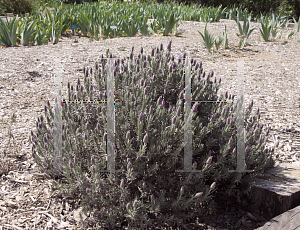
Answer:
(157, 96, 163, 105)
(206, 156, 213, 165)
(180, 186, 184, 196)
(138, 112, 144, 121)
(210, 182, 216, 190)
(126, 131, 131, 140)
(149, 105, 154, 115)
(143, 133, 148, 143)
(178, 90, 184, 99)
(194, 192, 203, 199)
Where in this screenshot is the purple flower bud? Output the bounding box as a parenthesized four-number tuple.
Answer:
(194, 192, 203, 199)
(143, 61, 147, 68)
(202, 71, 205, 79)
(172, 115, 177, 124)
(226, 117, 230, 125)
(219, 78, 221, 84)
(127, 161, 132, 170)
(192, 103, 199, 112)
(187, 173, 193, 181)
(221, 107, 226, 117)
(120, 179, 124, 189)
(257, 107, 260, 115)
(95, 61, 99, 70)
(206, 156, 213, 165)
(168, 105, 173, 114)
(136, 58, 139, 65)
(258, 134, 264, 143)
(183, 52, 187, 59)
(85, 122, 89, 130)
(228, 136, 233, 147)
(32, 150, 36, 158)
(83, 132, 87, 140)
(175, 106, 181, 117)
(130, 52, 133, 60)
(138, 112, 144, 121)
(91, 155, 95, 165)
(149, 105, 154, 115)
(62, 134, 65, 142)
(169, 215, 174, 221)
(210, 182, 216, 190)
(86, 188, 91, 194)
(225, 91, 228, 99)
(248, 100, 253, 110)
(98, 70, 101, 79)
(180, 186, 184, 196)
(156, 47, 159, 54)
(253, 123, 257, 130)
(233, 147, 236, 155)
(179, 90, 184, 99)
(43, 134, 47, 143)
(90, 165, 96, 174)
(126, 202, 131, 210)
(195, 62, 199, 70)
(157, 96, 162, 105)
(210, 114, 215, 122)
(133, 199, 138, 208)
(197, 82, 201, 88)
(155, 163, 159, 170)
(161, 99, 166, 108)
(160, 43, 163, 51)
(37, 128, 41, 136)
(143, 133, 148, 143)
(126, 131, 131, 140)
(151, 48, 155, 56)
(103, 131, 107, 142)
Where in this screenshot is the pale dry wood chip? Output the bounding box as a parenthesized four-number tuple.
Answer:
(57, 220, 72, 229)
(73, 207, 89, 222)
(3, 224, 23, 230)
(4, 199, 17, 208)
(0, 206, 8, 212)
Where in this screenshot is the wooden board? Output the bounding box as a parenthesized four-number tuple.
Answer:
(255, 205, 300, 230)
